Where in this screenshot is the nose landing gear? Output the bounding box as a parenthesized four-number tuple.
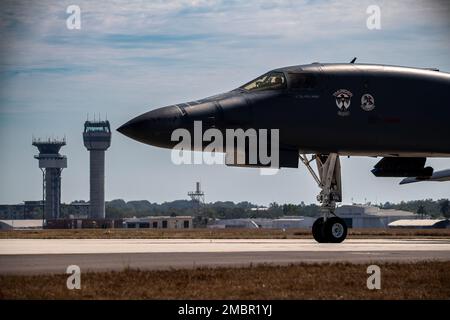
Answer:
(299, 153, 348, 243)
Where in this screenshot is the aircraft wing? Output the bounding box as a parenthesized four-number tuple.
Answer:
(400, 169, 450, 184)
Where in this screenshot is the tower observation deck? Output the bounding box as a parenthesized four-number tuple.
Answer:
(32, 137, 67, 220)
(83, 120, 111, 219)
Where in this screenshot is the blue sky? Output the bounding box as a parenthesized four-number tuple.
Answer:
(0, 0, 449, 205)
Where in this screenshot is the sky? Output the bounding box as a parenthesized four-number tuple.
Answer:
(0, 0, 449, 206)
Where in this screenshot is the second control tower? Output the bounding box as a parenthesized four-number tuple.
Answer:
(32, 137, 67, 220)
(83, 120, 111, 219)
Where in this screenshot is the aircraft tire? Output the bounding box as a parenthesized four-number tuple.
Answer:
(312, 217, 328, 243)
(323, 217, 347, 243)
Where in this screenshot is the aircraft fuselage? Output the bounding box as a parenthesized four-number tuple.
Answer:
(118, 63, 450, 160)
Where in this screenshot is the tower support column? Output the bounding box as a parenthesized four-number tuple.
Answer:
(89, 150, 106, 218)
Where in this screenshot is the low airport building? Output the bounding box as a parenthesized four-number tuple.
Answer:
(207, 217, 315, 229)
(0, 219, 43, 230)
(388, 219, 449, 229)
(0, 201, 89, 220)
(123, 216, 193, 229)
(271, 217, 315, 229)
(336, 205, 418, 228)
(45, 218, 123, 229)
(207, 218, 270, 229)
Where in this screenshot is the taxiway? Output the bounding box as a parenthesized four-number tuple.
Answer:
(0, 238, 449, 274)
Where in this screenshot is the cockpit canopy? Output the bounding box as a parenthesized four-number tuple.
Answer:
(240, 72, 287, 91)
(240, 71, 319, 92)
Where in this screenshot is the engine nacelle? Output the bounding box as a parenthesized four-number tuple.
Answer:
(371, 157, 433, 178)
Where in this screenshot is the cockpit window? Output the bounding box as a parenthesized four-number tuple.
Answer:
(288, 73, 318, 90)
(240, 72, 287, 91)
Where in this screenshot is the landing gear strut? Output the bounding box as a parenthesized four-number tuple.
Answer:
(299, 153, 348, 243)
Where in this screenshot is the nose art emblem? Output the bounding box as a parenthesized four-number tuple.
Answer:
(361, 93, 376, 111)
(333, 89, 353, 116)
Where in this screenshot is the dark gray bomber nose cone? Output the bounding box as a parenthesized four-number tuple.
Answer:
(118, 105, 183, 147)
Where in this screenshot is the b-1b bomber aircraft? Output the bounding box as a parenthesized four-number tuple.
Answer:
(118, 60, 450, 243)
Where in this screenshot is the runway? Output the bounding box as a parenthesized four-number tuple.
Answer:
(1, 238, 449, 274)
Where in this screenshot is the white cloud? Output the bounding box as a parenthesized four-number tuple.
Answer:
(1, 0, 449, 73)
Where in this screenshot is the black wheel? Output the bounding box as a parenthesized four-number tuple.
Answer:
(312, 217, 327, 243)
(323, 217, 347, 243)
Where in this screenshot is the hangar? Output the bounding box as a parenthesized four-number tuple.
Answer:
(336, 205, 417, 228)
(207, 205, 418, 229)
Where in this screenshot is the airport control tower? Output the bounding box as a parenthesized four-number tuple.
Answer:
(83, 120, 111, 219)
(33, 137, 67, 220)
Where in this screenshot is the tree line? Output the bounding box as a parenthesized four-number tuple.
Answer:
(105, 198, 450, 220)
(1, 198, 448, 220)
